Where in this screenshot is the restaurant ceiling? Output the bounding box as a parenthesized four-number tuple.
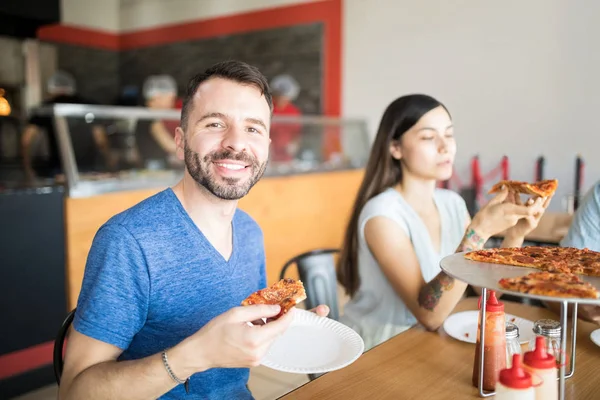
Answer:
(0, 0, 60, 39)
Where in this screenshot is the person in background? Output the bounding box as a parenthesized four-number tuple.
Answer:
(21, 71, 112, 180)
(135, 75, 179, 167)
(115, 85, 141, 107)
(58, 60, 329, 400)
(560, 181, 600, 251)
(269, 74, 303, 162)
(337, 94, 551, 350)
(547, 181, 600, 323)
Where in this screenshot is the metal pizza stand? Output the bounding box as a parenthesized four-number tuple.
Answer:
(440, 252, 600, 400)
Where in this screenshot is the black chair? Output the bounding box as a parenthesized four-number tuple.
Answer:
(280, 248, 341, 321)
(53, 308, 76, 385)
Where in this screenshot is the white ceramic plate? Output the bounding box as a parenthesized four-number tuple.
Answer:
(260, 309, 364, 374)
(443, 310, 534, 345)
(590, 328, 600, 347)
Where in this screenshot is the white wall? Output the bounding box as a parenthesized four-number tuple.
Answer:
(60, 0, 314, 33)
(343, 0, 600, 209)
(119, 0, 315, 32)
(60, 0, 121, 32)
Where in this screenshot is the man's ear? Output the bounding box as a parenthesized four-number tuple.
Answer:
(175, 126, 185, 161)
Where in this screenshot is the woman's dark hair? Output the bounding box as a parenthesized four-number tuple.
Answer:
(337, 94, 450, 296)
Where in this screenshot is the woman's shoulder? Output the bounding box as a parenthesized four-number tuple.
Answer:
(359, 188, 409, 233)
(359, 189, 410, 223)
(362, 188, 400, 212)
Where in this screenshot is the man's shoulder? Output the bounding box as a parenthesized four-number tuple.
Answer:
(234, 209, 262, 234)
(106, 189, 176, 232)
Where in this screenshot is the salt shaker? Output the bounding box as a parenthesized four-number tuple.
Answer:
(528, 319, 561, 361)
(505, 322, 522, 368)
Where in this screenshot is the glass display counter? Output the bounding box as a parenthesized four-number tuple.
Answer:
(29, 104, 370, 198)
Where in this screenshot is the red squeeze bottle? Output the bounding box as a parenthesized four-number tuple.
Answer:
(472, 290, 507, 391)
(496, 354, 535, 399)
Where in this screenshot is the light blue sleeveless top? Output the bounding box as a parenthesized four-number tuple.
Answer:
(341, 188, 468, 350)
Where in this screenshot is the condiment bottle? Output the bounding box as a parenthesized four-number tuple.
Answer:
(523, 336, 558, 400)
(472, 290, 507, 391)
(505, 322, 522, 368)
(496, 354, 535, 400)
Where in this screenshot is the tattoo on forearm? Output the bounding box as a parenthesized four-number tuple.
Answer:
(457, 228, 485, 252)
(418, 273, 455, 311)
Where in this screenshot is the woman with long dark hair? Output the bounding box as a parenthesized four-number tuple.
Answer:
(338, 94, 551, 350)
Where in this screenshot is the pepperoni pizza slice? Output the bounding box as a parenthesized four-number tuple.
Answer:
(241, 278, 307, 319)
(499, 271, 599, 299)
(488, 179, 558, 197)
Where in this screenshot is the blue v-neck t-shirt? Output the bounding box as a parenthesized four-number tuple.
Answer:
(73, 188, 266, 399)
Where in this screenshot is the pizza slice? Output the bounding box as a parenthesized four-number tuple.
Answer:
(241, 278, 307, 319)
(498, 271, 599, 299)
(488, 179, 558, 197)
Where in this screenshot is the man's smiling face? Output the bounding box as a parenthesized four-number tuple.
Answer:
(176, 77, 271, 200)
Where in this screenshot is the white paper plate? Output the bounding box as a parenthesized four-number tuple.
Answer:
(443, 310, 534, 345)
(260, 309, 364, 374)
(590, 328, 600, 347)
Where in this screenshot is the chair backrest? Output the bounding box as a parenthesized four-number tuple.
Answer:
(280, 249, 340, 321)
(53, 308, 76, 385)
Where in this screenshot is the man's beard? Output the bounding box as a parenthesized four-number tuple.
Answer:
(184, 141, 267, 200)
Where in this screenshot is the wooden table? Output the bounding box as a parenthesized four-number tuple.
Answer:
(280, 298, 600, 399)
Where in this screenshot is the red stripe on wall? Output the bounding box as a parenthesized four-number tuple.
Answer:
(0, 341, 54, 380)
(323, 0, 342, 116)
(37, 0, 342, 115)
(37, 25, 120, 51)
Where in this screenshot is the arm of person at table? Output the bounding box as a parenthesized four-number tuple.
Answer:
(59, 305, 293, 400)
(544, 301, 600, 325)
(365, 187, 541, 331)
(559, 182, 600, 251)
(21, 124, 39, 180)
(150, 120, 177, 154)
(91, 125, 117, 170)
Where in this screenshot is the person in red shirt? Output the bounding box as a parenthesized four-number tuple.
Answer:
(270, 75, 303, 162)
(136, 75, 181, 168)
